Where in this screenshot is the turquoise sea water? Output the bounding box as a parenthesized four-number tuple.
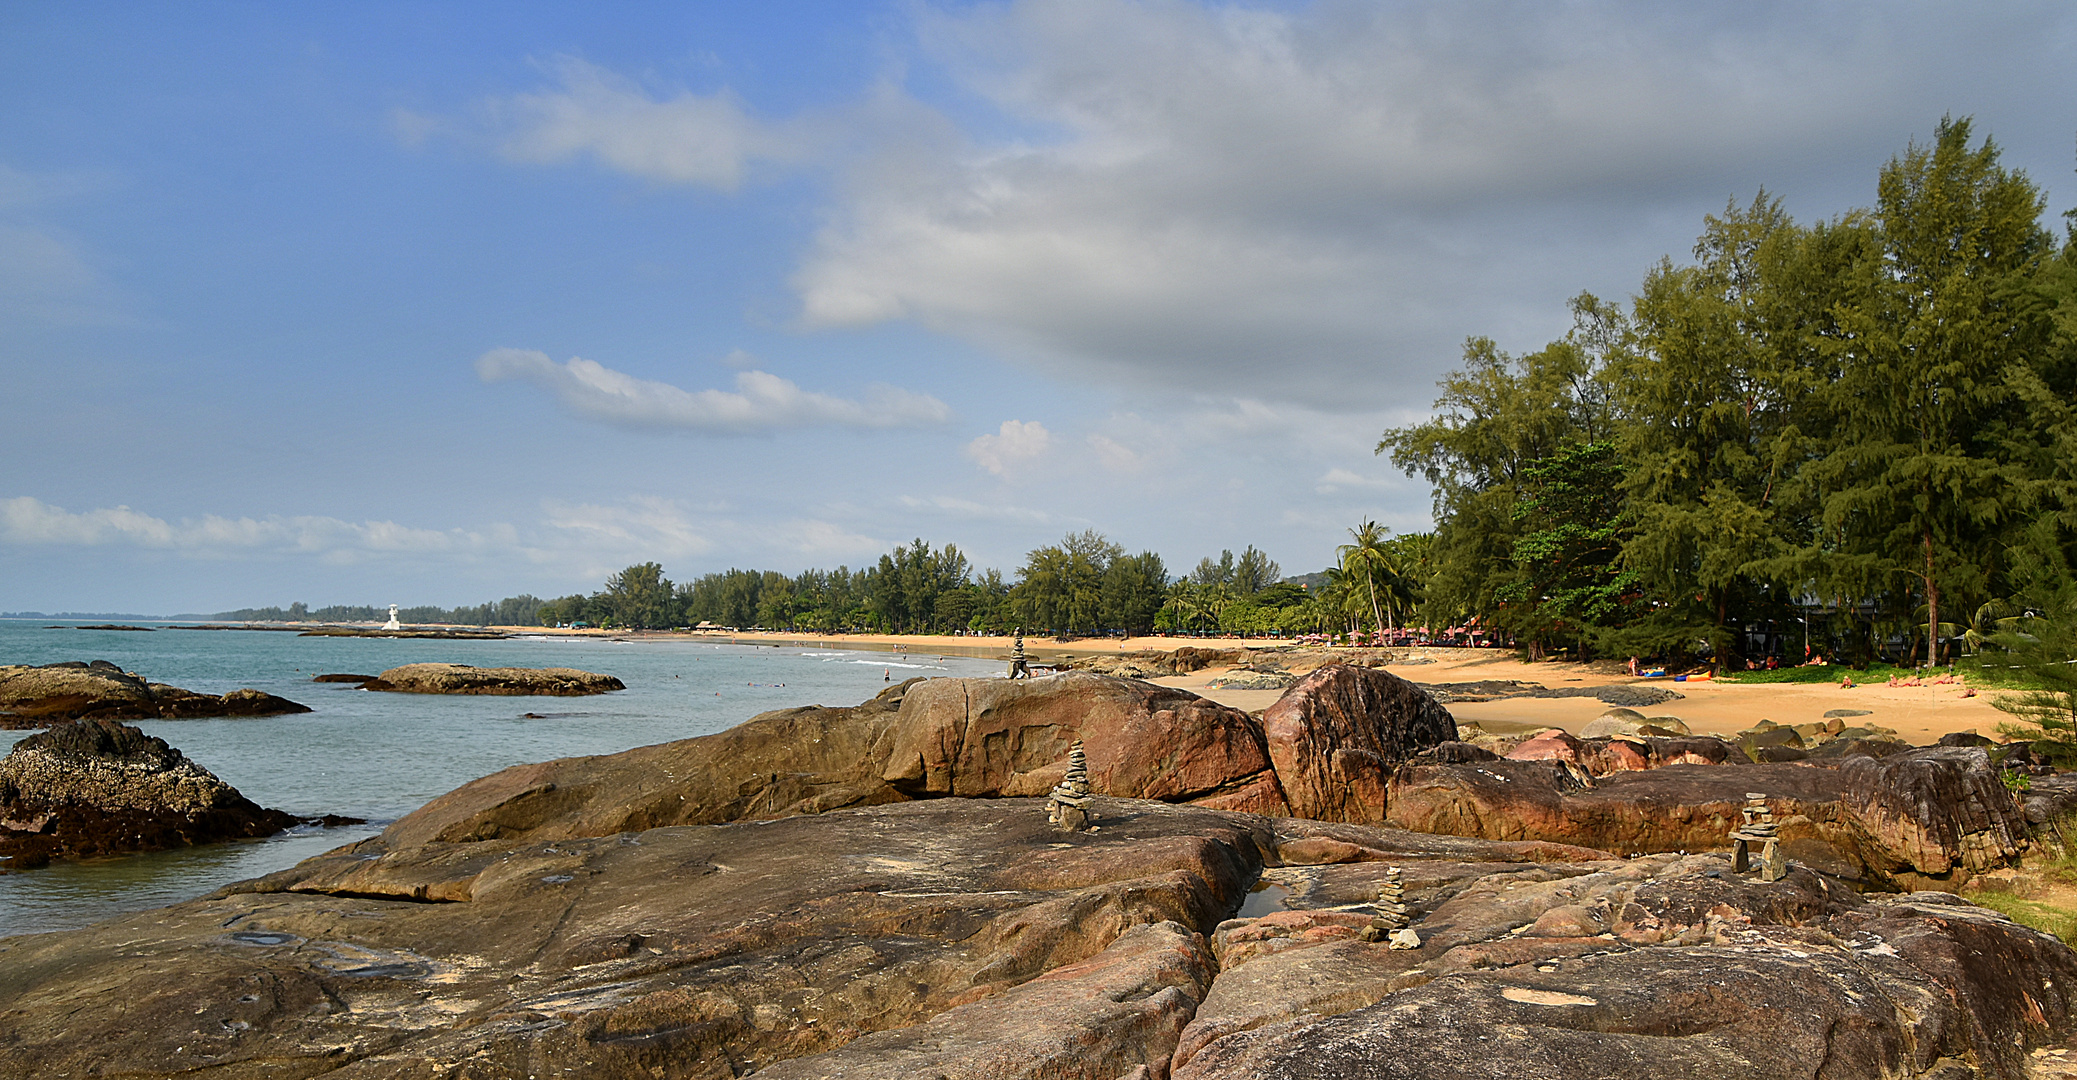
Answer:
(0, 620, 1004, 938)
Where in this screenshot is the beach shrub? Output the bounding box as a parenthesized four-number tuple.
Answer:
(1989, 588, 2077, 766)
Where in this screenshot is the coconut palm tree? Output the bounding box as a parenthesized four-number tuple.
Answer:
(1338, 520, 1397, 642)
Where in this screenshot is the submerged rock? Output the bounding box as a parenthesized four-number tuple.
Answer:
(0, 719, 301, 868)
(361, 663, 625, 696)
(0, 660, 311, 728)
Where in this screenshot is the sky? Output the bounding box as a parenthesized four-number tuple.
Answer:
(3, 1, 2075, 614)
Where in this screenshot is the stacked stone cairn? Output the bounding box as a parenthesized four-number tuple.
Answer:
(1046, 740, 1094, 832)
(1730, 791, 1788, 882)
(1359, 866, 1422, 949)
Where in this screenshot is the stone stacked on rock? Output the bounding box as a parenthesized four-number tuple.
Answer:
(0, 719, 301, 868)
(360, 663, 624, 696)
(1045, 739, 1094, 831)
(0, 660, 311, 729)
(1356, 866, 1419, 949)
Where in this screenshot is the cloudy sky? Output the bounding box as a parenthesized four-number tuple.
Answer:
(4, 1, 2074, 613)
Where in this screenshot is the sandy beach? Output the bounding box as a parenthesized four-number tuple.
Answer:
(495, 626, 2022, 744)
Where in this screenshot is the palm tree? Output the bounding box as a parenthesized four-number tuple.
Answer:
(1338, 521, 1397, 642)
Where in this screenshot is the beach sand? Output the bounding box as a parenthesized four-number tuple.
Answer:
(493, 627, 2020, 744)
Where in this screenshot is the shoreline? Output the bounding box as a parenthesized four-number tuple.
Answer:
(44, 619, 2020, 745)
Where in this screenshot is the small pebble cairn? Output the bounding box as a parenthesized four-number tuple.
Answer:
(1361, 866, 1422, 949)
(1047, 740, 1094, 832)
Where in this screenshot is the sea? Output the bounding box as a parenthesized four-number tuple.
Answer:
(0, 619, 1006, 938)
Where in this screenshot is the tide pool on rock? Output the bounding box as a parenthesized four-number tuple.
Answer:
(0, 619, 1003, 937)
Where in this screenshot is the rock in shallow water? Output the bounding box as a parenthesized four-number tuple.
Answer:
(0, 660, 311, 728)
(360, 662, 625, 696)
(0, 718, 302, 868)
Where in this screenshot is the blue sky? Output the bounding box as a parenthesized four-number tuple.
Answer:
(4, 0, 2075, 613)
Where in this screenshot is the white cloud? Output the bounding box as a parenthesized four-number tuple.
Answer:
(0, 497, 489, 561)
(788, 0, 2067, 405)
(484, 58, 804, 190)
(964, 419, 1052, 475)
(475, 348, 950, 433)
(538, 495, 714, 560)
(435, 2, 2075, 418)
(1314, 467, 1400, 495)
(782, 519, 887, 559)
(897, 494, 1053, 525)
(1086, 433, 1142, 472)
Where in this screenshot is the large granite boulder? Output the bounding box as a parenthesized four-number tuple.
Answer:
(0, 660, 310, 728)
(0, 719, 300, 867)
(883, 672, 1285, 812)
(1257, 664, 1457, 824)
(361, 663, 624, 695)
(4, 797, 2073, 1079)
(383, 679, 923, 846)
(383, 670, 1463, 849)
(1842, 746, 2028, 885)
(385, 674, 1289, 848)
(0, 799, 1271, 1079)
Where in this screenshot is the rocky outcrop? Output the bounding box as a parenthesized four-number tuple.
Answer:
(385, 670, 1461, 848)
(880, 673, 1286, 813)
(1205, 668, 1299, 690)
(1389, 748, 2031, 887)
(387, 674, 1293, 848)
(0, 660, 311, 728)
(1842, 746, 2028, 885)
(1386, 760, 1875, 874)
(0, 719, 301, 868)
(361, 663, 624, 695)
(0, 799, 1273, 1079)
(1174, 865, 2077, 1079)
(1257, 665, 1456, 824)
(4, 797, 2072, 1079)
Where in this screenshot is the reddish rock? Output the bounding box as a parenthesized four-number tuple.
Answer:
(384, 675, 1291, 849)
(1386, 760, 1874, 878)
(883, 673, 1285, 813)
(1256, 664, 1456, 824)
(1582, 738, 1650, 773)
(1505, 729, 1585, 765)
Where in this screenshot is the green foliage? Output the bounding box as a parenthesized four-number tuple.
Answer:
(1712, 662, 1917, 684)
(598, 562, 676, 629)
(1381, 116, 2077, 667)
(213, 595, 549, 627)
(1990, 586, 2077, 764)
